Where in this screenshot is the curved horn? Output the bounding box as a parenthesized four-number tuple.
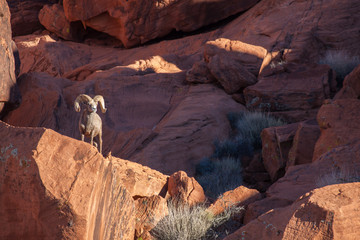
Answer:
(93, 95, 107, 113)
(74, 94, 92, 112)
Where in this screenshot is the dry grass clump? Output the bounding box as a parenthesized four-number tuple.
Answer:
(150, 199, 243, 240)
(319, 50, 360, 88)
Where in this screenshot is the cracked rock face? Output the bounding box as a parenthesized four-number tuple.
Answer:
(0, 121, 168, 240)
(0, 0, 20, 113)
(168, 171, 206, 206)
(4, 34, 245, 175)
(6, 0, 57, 36)
(225, 182, 360, 240)
(62, 0, 258, 48)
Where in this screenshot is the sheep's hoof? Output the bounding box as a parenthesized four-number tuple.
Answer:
(93, 142, 98, 148)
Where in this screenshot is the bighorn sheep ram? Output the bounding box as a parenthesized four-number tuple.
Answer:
(74, 94, 107, 154)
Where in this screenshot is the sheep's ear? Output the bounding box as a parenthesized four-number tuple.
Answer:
(74, 94, 92, 112)
(94, 95, 107, 113)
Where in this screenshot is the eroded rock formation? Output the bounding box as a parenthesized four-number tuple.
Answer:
(0, 0, 20, 115)
(2, 0, 360, 238)
(61, 0, 258, 47)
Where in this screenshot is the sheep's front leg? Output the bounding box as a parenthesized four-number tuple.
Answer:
(98, 131, 102, 154)
(80, 124, 85, 141)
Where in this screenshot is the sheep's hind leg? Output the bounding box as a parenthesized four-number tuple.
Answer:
(90, 131, 94, 147)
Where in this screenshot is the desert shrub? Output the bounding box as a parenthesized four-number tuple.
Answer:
(212, 137, 253, 160)
(226, 112, 243, 130)
(319, 51, 360, 88)
(195, 111, 284, 198)
(150, 199, 243, 240)
(222, 111, 284, 153)
(234, 111, 285, 149)
(196, 157, 243, 199)
(316, 168, 360, 188)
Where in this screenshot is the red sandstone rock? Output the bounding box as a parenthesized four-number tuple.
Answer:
(222, 0, 360, 64)
(135, 195, 168, 240)
(207, 53, 257, 94)
(62, 0, 258, 47)
(0, 120, 171, 239)
(15, 35, 93, 77)
(270, 109, 320, 124)
(3, 0, 360, 238)
(261, 123, 300, 182)
(334, 64, 360, 99)
(226, 183, 360, 240)
(0, 0, 20, 113)
(313, 99, 360, 161)
(0, 121, 135, 239)
(244, 139, 360, 224)
(39, 4, 85, 41)
(7, 0, 57, 36)
(243, 153, 271, 192)
(186, 60, 216, 84)
(131, 84, 246, 175)
(208, 186, 261, 220)
(244, 63, 335, 116)
(287, 119, 320, 168)
(5, 67, 244, 176)
(204, 38, 267, 76)
(168, 171, 206, 206)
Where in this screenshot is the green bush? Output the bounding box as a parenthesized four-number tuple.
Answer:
(196, 158, 243, 199)
(212, 137, 253, 160)
(195, 111, 285, 198)
(319, 51, 360, 88)
(234, 111, 285, 149)
(150, 199, 243, 240)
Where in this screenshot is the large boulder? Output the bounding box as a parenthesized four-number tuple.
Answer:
(168, 171, 206, 206)
(243, 139, 360, 224)
(225, 183, 360, 240)
(38, 4, 85, 41)
(334, 64, 360, 99)
(0, 120, 169, 239)
(134, 195, 168, 240)
(287, 119, 320, 168)
(207, 53, 257, 94)
(6, 0, 57, 36)
(208, 185, 262, 218)
(314, 99, 360, 161)
(244, 63, 335, 122)
(204, 38, 268, 77)
(62, 0, 258, 48)
(261, 123, 300, 182)
(0, 0, 20, 114)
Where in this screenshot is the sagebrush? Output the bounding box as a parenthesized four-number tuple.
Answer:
(195, 111, 285, 198)
(319, 50, 360, 88)
(150, 199, 243, 240)
(196, 157, 243, 199)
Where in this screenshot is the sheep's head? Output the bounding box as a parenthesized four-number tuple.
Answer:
(74, 94, 107, 113)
